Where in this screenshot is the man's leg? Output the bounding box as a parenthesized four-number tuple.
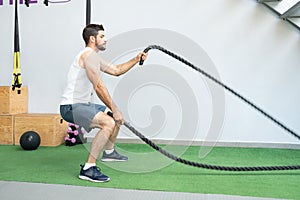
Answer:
(78, 111, 114, 182)
(100, 124, 128, 162)
(87, 112, 115, 163)
(97, 110, 128, 162)
(105, 125, 120, 150)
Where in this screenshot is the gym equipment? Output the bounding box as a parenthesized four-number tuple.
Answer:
(124, 121, 300, 171)
(12, 0, 22, 91)
(121, 45, 300, 171)
(19, 131, 41, 150)
(139, 45, 300, 140)
(65, 123, 87, 146)
(103, 111, 300, 171)
(0, 86, 28, 115)
(86, 0, 91, 25)
(14, 114, 68, 147)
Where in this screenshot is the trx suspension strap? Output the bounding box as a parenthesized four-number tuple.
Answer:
(12, 0, 22, 91)
(86, 0, 91, 25)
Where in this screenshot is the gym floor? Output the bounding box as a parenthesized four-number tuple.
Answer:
(0, 144, 299, 199)
(0, 181, 279, 200)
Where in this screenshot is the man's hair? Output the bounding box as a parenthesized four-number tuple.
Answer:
(82, 24, 105, 46)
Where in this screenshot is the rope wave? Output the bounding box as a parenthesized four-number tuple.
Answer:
(120, 45, 300, 171)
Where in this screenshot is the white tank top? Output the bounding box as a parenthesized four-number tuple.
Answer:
(60, 47, 95, 105)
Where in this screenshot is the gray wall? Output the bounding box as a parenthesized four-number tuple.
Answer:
(0, 0, 299, 145)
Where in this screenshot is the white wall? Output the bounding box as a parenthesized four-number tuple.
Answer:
(0, 0, 299, 145)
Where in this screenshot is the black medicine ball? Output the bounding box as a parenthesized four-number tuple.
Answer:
(19, 131, 41, 150)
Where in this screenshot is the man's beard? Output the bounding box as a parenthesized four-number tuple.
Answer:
(96, 43, 106, 51)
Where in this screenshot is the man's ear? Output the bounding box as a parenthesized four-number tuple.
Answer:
(89, 35, 96, 43)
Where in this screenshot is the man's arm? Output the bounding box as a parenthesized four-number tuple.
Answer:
(100, 52, 147, 76)
(83, 51, 123, 124)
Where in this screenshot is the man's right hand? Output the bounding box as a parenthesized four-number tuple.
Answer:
(112, 109, 124, 126)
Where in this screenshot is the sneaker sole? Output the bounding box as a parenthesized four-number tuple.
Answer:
(101, 158, 128, 162)
(78, 175, 110, 183)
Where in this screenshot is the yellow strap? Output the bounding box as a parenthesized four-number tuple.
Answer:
(12, 52, 22, 89)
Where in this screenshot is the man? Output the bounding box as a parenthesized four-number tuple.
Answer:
(60, 24, 147, 182)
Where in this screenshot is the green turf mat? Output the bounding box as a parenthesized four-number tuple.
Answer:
(0, 143, 299, 199)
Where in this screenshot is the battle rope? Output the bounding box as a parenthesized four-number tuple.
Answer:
(124, 121, 300, 171)
(116, 45, 300, 171)
(139, 45, 300, 141)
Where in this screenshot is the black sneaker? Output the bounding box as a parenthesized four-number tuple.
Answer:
(78, 164, 110, 182)
(101, 149, 128, 162)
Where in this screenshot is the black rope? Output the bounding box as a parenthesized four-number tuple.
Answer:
(139, 45, 300, 140)
(124, 121, 300, 171)
(115, 44, 300, 171)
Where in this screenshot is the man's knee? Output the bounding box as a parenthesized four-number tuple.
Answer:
(103, 116, 115, 133)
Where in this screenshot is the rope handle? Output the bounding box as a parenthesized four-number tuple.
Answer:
(139, 46, 153, 65)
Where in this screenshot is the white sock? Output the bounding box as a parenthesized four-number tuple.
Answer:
(105, 148, 114, 154)
(83, 163, 96, 170)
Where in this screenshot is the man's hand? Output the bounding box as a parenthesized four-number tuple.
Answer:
(112, 109, 124, 126)
(135, 52, 148, 63)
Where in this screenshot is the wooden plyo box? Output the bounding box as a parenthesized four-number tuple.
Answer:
(0, 86, 28, 115)
(0, 115, 14, 145)
(14, 114, 68, 147)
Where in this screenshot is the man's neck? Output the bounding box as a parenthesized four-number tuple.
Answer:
(86, 45, 99, 53)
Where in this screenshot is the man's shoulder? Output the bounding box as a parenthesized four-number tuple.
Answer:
(80, 47, 95, 58)
(78, 48, 96, 67)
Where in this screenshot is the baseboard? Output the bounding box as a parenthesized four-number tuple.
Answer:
(86, 136, 300, 149)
